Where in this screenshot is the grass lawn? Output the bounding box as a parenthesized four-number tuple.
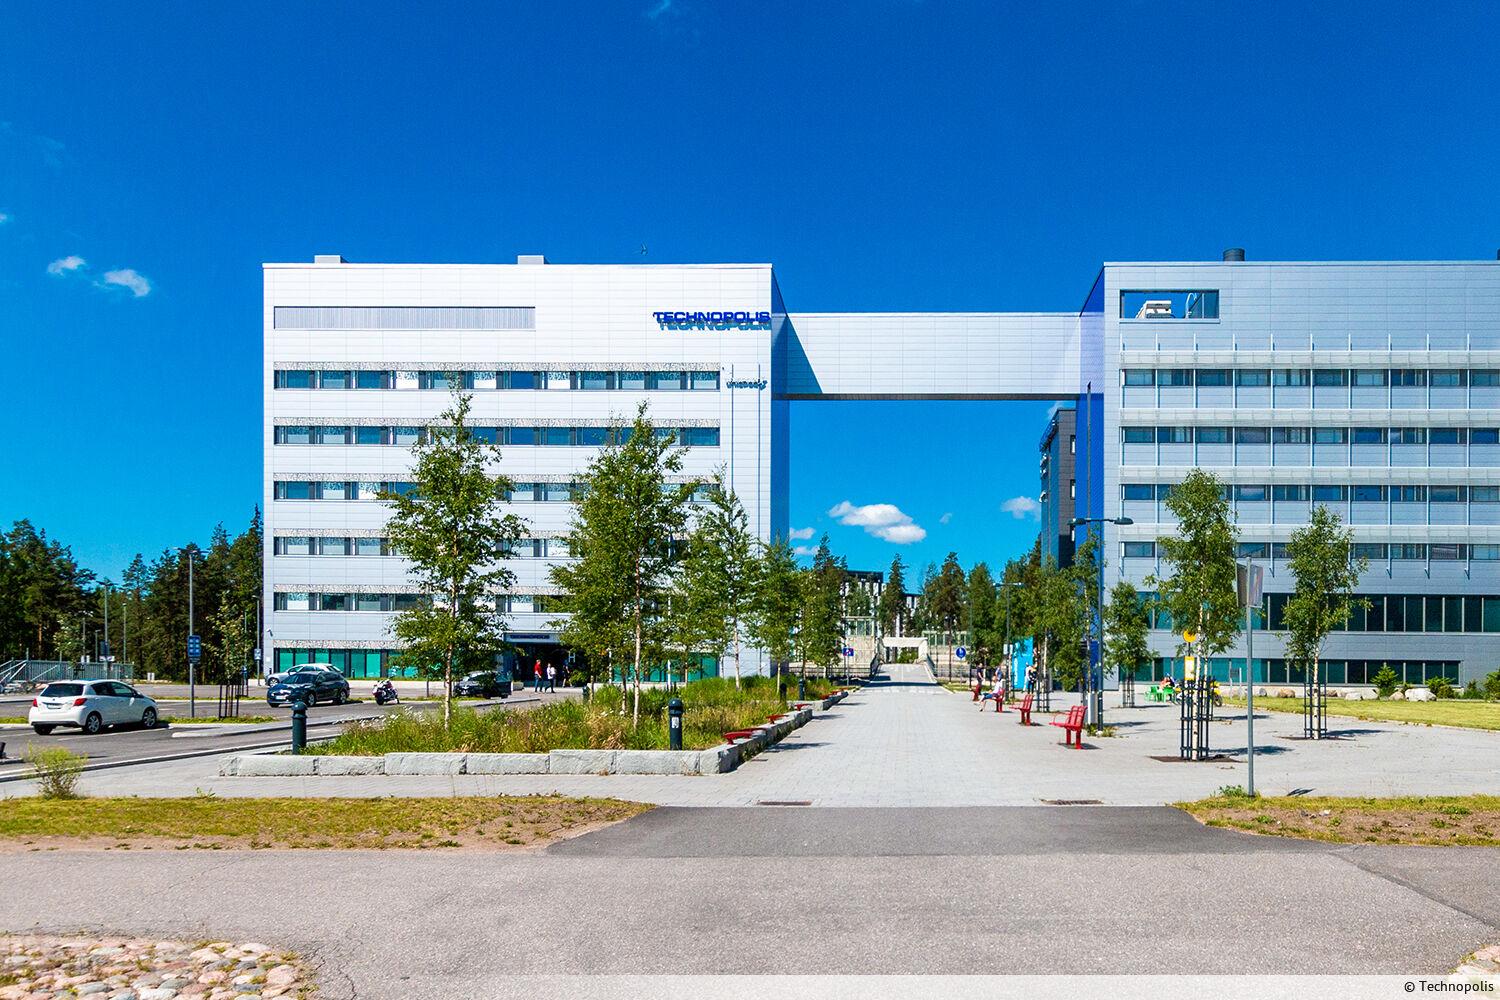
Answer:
(1180, 793, 1500, 846)
(1225, 696, 1500, 732)
(0, 795, 649, 851)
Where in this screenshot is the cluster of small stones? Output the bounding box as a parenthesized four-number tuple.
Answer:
(0, 937, 313, 1000)
(1455, 943, 1500, 983)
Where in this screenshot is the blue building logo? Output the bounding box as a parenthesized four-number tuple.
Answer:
(726, 379, 768, 390)
(653, 310, 771, 331)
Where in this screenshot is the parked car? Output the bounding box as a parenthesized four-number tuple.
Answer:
(29, 680, 159, 735)
(454, 671, 509, 699)
(266, 663, 337, 687)
(267, 666, 350, 707)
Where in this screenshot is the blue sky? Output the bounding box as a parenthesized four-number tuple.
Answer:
(3, 2, 1499, 581)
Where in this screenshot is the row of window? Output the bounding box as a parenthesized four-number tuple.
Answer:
(1130, 658, 1459, 686)
(273, 536, 570, 558)
(273, 369, 721, 391)
(1143, 592, 1500, 634)
(1124, 540, 1495, 561)
(1122, 426, 1499, 445)
(1122, 367, 1493, 387)
(272, 481, 715, 502)
(273, 425, 722, 447)
(273, 592, 560, 613)
(1122, 483, 1500, 503)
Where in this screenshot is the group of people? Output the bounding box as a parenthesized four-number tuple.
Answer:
(530, 659, 560, 693)
(976, 665, 1035, 710)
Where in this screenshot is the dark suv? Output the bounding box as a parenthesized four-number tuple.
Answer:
(267, 666, 351, 706)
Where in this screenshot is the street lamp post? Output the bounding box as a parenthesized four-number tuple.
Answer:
(1070, 515, 1133, 728)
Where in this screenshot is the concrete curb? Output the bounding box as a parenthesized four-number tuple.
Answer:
(218, 690, 849, 778)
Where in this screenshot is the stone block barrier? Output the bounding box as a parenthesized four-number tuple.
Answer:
(219, 690, 848, 778)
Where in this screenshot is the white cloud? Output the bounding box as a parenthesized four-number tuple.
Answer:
(939, 512, 953, 525)
(1001, 496, 1041, 520)
(828, 500, 927, 544)
(47, 254, 86, 276)
(788, 526, 815, 541)
(0, 212, 9, 225)
(99, 268, 152, 298)
(792, 545, 818, 557)
(644, 0, 673, 17)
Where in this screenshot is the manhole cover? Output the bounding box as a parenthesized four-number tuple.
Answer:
(1148, 754, 1234, 763)
(1040, 799, 1102, 805)
(757, 800, 812, 806)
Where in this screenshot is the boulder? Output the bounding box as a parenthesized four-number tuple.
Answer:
(1275, 688, 1297, 699)
(465, 753, 548, 774)
(1405, 687, 1436, 701)
(1341, 688, 1377, 701)
(1389, 690, 1406, 701)
(383, 752, 467, 775)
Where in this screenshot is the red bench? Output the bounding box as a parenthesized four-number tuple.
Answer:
(1049, 705, 1086, 748)
(1012, 691, 1035, 725)
(722, 729, 759, 744)
(766, 714, 790, 723)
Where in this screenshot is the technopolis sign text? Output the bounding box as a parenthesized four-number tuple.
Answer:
(653, 310, 772, 330)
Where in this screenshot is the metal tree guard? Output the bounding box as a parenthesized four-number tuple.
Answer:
(1178, 633, 1212, 760)
(1303, 662, 1327, 739)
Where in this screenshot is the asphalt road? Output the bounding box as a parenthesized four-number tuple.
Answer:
(0, 806, 1494, 998)
(0, 693, 549, 777)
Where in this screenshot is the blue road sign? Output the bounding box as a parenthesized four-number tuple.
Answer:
(842, 646, 854, 657)
(187, 634, 202, 663)
(955, 646, 967, 659)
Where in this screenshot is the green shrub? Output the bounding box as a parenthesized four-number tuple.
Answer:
(1485, 670, 1500, 701)
(1373, 666, 1400, 698)
(25, 746, 86, 799)
(1427, 677, 1455, 699)
(1463, 681, 1482, 700)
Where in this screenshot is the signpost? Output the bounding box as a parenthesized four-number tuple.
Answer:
(187, 633, 201, 720)
(955, 646, 967, 660)
(1237, 561, 1265, 796)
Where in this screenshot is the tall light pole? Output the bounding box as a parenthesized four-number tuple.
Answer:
(1071, 515, 1133, 727)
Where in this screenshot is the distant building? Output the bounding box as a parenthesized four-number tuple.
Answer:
(1038, 404, 1077, 568)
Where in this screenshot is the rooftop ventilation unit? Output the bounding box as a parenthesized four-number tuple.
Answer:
(313, 254, 345, 264)
(517, 254, 548, 265)
(1223, 248, 1246, 262)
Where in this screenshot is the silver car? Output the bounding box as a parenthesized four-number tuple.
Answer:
(29, 680, 159, 735)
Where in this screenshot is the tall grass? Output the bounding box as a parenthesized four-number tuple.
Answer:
(311, 674, 840, 755)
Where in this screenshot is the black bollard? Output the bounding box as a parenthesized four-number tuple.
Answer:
(798, 675, 806, 701)
(290, 695, 307, 754)
(667, 697, 684, 751)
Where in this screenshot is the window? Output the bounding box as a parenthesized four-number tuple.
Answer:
(421, 371, 458, 391)
(508, 427, 536, 446)
(1122, 427, 1155, 444)
(1353, 485, 1387, 502)
(353, 537, 386, 557)
(647, 371, 684, 390)
(1352, 427, 1387, 445)
(1196, 427, 1230, 444)
(468, 371, 498, 390)
(1473, 487, 1500, 502)
(1195, 369, 1231, 387)
(355, 426, 387, 445)
(1392, 544, 1426, 560)
(1273, 369, 1311, 387)
(1272, 427, 1311, 444)
(1392, 485, 1427, 503)
(576, 426, 609, 446)
(1472, 370, 1500, 387)
(1272, 485, 1308, 501)
(507, 371, 538, 390)
(394, 371, 420, 390)
(1233, 427, 1269, 444)
(1474, 545, 1500, 561)
(1352, 369, 1388, 386)
(1431, 370, 1467, 387)
(275, 426, 312, 445)
(316, 537, 347, 556)
(1432, 544, 1467, 561)
(689, 371, 720, 391)
(313, 426, 349, 445)
(1474, 429, 1500, 445)
(1122, 484, 1156, 501)
(1123, 369, 1155, 386)
(1235, 369, 1270, 387)
(275, 370, 314, 389)
(1391, 369, 1427, 387)
(1120, 290, 1219, 320)
(1353, 543, 1388, 560)
(1158, 426, 1192, 444)
(1238, 542, 1270, 558)
(681, 427, 721, 447)
(320, 481, 349, 501)
(1391, 428, 1427, 445)
(275, 482, 315, 500)
(1431, 486, 1466, 503)
(468, 427, 498, 445)
(1234, 485, 1269, 502)
(1313, 369, 1349, 387)
(356, 370, 390, 389)
(1271, 542, 1290, 560)
(1430, 428, 1466, 445)
(1123, 541, 1156, 558)
(1313, 427, 1348, 444)
(319, 593, 348, 612)
(1312, 485, 1348, 502)
(541, 427, 572, 446)
(616, 371, 647, 391)
(577, 371, 611, 391)
(275, 536, 312, 555)
(1158, 369, 1193, 387)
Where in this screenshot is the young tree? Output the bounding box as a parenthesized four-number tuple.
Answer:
(878, 554, 907, 637)
(550, 403, 696, 726)
(676, 471, 757, 686)
(746, 536, 801, 687)
(1034, 556, 1089, 691)
(799, 536, 846, 682)
(1149, 469, 1240, 660)
(381, 386, 527, 726)
(928, 552, 967, 640)
(968, 562, 997, 664)
(209, 594, 254, 690)
(1283, 504, 1368, 737)
(1103, 580, 1152, 686)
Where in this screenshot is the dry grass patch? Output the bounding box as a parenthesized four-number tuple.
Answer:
(1179, 793, 1500, 846)
(0, 795, 649, 851)
(1225, 696, 1500, 732)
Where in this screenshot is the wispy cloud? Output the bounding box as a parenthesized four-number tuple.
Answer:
(793, 545, 818, 557)
(644, 0, 673, 17)
(828, 500, 927, 544)
(47, 254, 86, 276)
(1001, 496, 1040, 521)
(788, 526, 815, 541)
(939, 512, 953, 525)
(0, 121, 70, 170)
(0, 212, 10, 225)
(99, 268, 152, 298)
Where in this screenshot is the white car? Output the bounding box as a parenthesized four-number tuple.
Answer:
(29, 680, 159, 735)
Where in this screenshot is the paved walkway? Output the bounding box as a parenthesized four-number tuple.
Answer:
(5, 659, 1497, 803)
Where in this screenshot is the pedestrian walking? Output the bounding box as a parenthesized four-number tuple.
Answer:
(546, 663, 557, 692)
(533, 658, 544, 692)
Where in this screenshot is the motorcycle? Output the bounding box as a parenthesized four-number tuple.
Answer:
(373, 679, 399, 705)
